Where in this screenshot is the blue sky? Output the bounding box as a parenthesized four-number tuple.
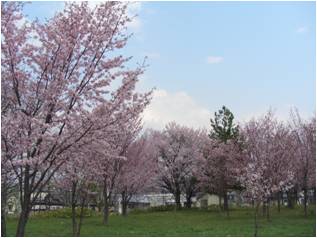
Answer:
(23, 1, 316, 129)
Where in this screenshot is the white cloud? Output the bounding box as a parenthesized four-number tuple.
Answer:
(142, 89, 211, 130)
(206, 56, 224, 64)
(296, 26, 308, 33)
(141, 89, 313, 131)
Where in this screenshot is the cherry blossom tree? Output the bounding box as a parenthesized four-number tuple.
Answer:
(93, 116, 144, 224)
(198, 135, 245, 212)
(1, 2, 152, 235)
(116, 130, 159, 216)
(240, 111, 294, 236)
(289, 109, 316, 217)
(55, 144, 97, 236)
(155, 122, 205, 209)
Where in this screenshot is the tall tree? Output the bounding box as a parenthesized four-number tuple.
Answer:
(241, 111, 294, 236)
(55, 143, 96, 236)
(198, 135, 245, 212)
(289, 109, 316, 217)
(155, 122, 205, 209)
(116, 131, 158, 216)
(96, 117, 143, 224)
(209, 106, 239, 215)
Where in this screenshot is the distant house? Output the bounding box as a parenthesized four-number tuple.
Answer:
(194, 191, 247, 208)
(195, 193, 222, 208)
(115, 191, 247, 213)
(115, 193, 187, 214)
(6, 191, 65, 215)
(31, 191, 65, 212)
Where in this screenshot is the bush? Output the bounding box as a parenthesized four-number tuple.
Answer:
(207, 204, 222, 212)
(129, 208, 147, 214)
(183, 206, 199, 211)
(30, 207, 96, 218)
(148, 205, 177, 212)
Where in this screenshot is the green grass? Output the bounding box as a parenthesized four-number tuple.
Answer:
(6, 206, 316, 236)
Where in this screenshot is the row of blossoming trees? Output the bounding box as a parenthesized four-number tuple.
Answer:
(153, 107, 315, 236)
(1, 2, 315, 237)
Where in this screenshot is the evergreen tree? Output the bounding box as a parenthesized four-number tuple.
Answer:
(209, 106, 239, 143)
(209, 106, 239, 216)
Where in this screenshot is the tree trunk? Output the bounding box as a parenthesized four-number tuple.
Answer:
(71, 182, 77, 236)
(71, 203, 77, 236)
(16, 206, 30, 237)
(103, 199, 109, 224)
(185, 196, 192, 208)
(313, 187, 316, 205)
(174, 190, 181, 210)
(1, 182, 7, 237)
(121, 192, 128, 216)
(76, 197, 86, 236)
(277, 192, 281, 213)
(103, 180, 110, 225)
(218, 193, 222, 210)
(1, 208, 6, 237)
(266, 198, 270, 221)
(236, 190, 241, 207)
(223, 190, 229, 217)
(254, 203, 260, 237)
(262, 201, 266, 217)
(16, 189, 32, 237)
(16, 165, 33, 237)
(303, 187, 308, 217)
(97, 192, 103, 213)
(294, 189, 298, 206)
(122, 201, 128, 216)
(287, 191, 294, 209)
(70, 181, 87, 237)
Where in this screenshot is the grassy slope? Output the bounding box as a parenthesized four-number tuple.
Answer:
(6, 206, 316, 237)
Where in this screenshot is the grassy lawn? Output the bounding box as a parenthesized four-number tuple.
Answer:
(6, 206, 316, 237)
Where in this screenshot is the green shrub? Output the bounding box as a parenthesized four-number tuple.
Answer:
(183, 206, 199, 211)
(207, 204, 222, 212)
(129, 208, 148, 214)
(30, 207, 96, 218)
(147, 205, 201, 212)
(147, 205, 178, 212)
